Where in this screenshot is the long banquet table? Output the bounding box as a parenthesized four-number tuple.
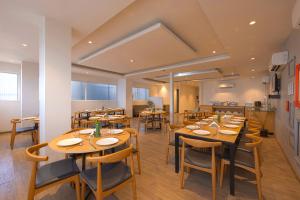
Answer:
(174, 119, 244, 195)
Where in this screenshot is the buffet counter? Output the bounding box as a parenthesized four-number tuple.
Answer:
(199, 105, 275, 133)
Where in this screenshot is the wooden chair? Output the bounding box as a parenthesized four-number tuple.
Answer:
(124, 128, 141, 174)
(137, 112, 152, 133)
(81, 145, 137, 200)
(10, 118, 38, 149)
(220, 134, 263, 200)
(26, 143, 81, 200)
(183, 120, 195, 126)
(166, 124, 184, 164)
(179, 136, 221, 200)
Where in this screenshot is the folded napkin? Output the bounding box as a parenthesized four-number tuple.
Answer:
(209, 121, 220, 128)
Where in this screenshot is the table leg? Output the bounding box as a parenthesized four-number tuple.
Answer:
(82, 153, 86, 171)
(175, 133, 180, 173)
(229, 144, 236, 195)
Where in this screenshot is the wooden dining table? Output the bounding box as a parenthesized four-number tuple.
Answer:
(174, 118, 244, 196)
(48, 128, 130, 170)
(140, 110, 166, 129)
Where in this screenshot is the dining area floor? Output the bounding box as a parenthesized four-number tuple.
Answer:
(1, 118, 300, 200)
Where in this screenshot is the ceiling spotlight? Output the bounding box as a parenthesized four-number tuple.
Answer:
(212, 50, 216, 54)
(250, 57, 255, 60)
(86, 72, 89, 74)
(251, 69, 255, 72)
(130, 59, 134, 63)
(88, 41, 93, 44)
(21, 43, 28, 47)
(249, 21, 256, 26)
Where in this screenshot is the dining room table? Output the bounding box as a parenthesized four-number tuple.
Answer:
(48, 128, 130, 170)
(140, 110, 166, 129)
(174, 116, 245, 196)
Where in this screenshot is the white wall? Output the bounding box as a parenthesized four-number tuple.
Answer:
(0, 62, 21, 132)
(200, 75, 267, 106)
(273, 28, 300, 177)
(21, 61, 39, 119)
(150, 83, 198, 113)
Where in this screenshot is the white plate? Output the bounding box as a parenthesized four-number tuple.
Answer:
(195, 121, 208, 125)
(56, 138, 83, 147)
(223, 124, 239, 128)
(108, 129, 124, 134)
(193, 130, 210, 135)
(96, 137, 119, 146)
(229, 121, 242, 124)
(79, 129, 95, 135)
(186, 125, 199, 130)
(219, 129, 238, 135)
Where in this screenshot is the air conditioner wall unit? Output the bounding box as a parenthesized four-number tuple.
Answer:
(269, 51, 289, 72)
(292, 0, 300, 29)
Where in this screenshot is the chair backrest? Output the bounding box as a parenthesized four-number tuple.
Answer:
(244, 134, 263, 167)
(180, 136, 221, 168)
(183, 120, 194, 126)
(26, 143, 49, 190)
(86, 145, 134, 193)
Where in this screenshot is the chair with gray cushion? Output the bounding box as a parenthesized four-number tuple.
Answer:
(81, 145, 137, 200)
(179, 136, 221, 200)
(220, 134, 263, 200)
(26, 143, 81, 200)
(10, 118, 38, 149)
(166, 124, 185, 164)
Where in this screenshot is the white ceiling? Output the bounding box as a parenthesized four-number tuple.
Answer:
(0, 0, 135, 63)
(0, 0, 296, 81)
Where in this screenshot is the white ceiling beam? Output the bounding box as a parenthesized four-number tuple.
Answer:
(125, 53, 230, 77)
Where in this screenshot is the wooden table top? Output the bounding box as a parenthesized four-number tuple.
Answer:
(175, 119, 244, 144)
(48, 129, 130, 154)
(88, 115, 125, 121)
(141, 110, 166, 115)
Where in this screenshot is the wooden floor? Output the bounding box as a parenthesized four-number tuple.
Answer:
(1, 119, 300, 200)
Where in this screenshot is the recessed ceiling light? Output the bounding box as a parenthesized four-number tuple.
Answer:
(86, 72, 89, 74)
(21, 43, 28, 47)
(212, 50, 216, 54)
(88, 41, 93, 44)
(249, 21, 256, 26)
(251, 69, 255, 72)
(250, 57, 255, 60)
(130, 59, 134, 63)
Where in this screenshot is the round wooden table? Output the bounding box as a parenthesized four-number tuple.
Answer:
(49, 128, 130, 169)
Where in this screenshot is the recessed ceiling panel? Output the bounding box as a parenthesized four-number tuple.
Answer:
(79, 23, 197, 74)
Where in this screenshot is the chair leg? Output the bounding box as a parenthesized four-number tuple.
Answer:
(81, 180, 86, 200)
(255, 169, 263, 200)
(74, 176, 81, 200)
(132, 178, 137, 200)
(136, 152, 141, 175)
(10, 132, 16, 150)
(166, 146, 169, 164)
(212, 167, 217, 200)
(180, 166, 185, 189)
(219, 159, 225, 188)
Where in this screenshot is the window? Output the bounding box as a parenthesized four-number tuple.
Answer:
(133, 87, 149, 100)
(71, 81, 85, 100)
(71, 81, 116, 100)
(0, 73, 18, 101)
